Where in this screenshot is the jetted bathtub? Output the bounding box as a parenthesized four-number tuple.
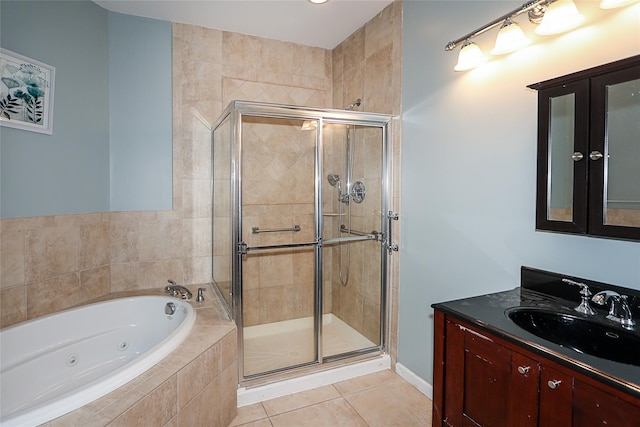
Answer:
(0, 295, 196, 426)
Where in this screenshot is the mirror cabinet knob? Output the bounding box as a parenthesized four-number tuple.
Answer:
(572, 152, 584, 162)
(590, 151, 604, 161)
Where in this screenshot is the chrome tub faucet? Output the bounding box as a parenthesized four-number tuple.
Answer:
(165, 279, 193, 300)
(592, 290, 636, 330)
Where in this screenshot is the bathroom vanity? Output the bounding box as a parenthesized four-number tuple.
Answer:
(432, 267, 640, 427)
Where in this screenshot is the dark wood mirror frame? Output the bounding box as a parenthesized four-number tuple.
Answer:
(529, 55, 640, 241)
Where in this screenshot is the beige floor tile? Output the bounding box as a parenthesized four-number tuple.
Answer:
(234, 419, 274, 427)
(261, 384, 341, 416)
(229, 403, 269, 426)
(269, 398, 368, 427)
(344, 380, 432, 427)
(333, 369, 402, 396)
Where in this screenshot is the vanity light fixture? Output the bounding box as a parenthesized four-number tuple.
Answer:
(599, 0, 639, 8)
(446, 0, 587, 72)
(308, 0, 329, 4)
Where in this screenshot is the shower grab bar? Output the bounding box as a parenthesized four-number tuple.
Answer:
(252, 224, 301, 234)
(323, 235, 377, 245)
(340, 224, 380, 240)
(241, 241, 316, 254)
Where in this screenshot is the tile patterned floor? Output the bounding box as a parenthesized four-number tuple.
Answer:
(229, 370, 433, 426)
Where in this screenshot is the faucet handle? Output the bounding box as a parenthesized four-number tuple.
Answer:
(562, 278, 592, 296)
(562, 278, 596, 315)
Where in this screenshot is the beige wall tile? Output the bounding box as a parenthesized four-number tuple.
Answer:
(109, 221, 140, 263)
(110, 377, 178, 427)
(26, 273, 81, 319)
(80, 222, 110, 270)
(177, 375, 221, 427)
(25, 225, 79, 283)
(0, 286, 27, 327)
(1, 226, 24, 288)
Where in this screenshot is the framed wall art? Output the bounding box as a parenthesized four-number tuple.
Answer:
(0, 48, 55, 134)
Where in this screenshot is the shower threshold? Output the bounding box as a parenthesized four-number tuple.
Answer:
(243, 314, 377, 377)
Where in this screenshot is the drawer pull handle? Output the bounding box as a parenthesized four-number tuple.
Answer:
(547, 380, 562, 389)
(517, 366, 530, 375)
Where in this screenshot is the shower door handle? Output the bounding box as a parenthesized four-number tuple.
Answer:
(387, 211, 399, 255)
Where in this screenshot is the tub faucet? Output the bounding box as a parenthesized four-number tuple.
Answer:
(591, 290, 636, 329)
(165, 279, 193, 300)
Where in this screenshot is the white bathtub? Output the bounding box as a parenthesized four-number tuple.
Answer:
(0, 295, 196, 427)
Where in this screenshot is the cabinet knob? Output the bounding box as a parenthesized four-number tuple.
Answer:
(589, 151, 604, 161)
(572, 152, 584, 162)
(517, 365, 531, 375)
(547, 380, 562, 389)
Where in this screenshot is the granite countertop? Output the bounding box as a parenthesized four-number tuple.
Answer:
(433, 285, 640, 399)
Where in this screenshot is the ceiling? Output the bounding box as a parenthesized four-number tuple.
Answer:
(92, 0, 395, 49)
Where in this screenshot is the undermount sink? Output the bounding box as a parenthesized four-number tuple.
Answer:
(506, 307, 640, 366)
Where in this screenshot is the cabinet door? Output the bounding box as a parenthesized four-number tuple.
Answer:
(588, 63, 640, 240)
(442, 319, 540, 427)
(539, 365, 573, 427)
(535, 81, 590, 234)
(507, 352, 540, 427)
(573, 380, 640, 427)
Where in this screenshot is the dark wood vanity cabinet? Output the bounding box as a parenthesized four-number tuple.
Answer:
(433, 310, 640, 427)
(530, 55, 640, 241)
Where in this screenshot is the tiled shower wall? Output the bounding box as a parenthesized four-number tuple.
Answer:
(331, 1, 403, 364)
(0, 1, 402, 367)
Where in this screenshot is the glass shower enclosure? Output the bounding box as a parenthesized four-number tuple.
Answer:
(212, 101, 393, 383)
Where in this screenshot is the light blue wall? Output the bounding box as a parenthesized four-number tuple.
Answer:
(1, 0, 110, 217)
(0, 1, 172, 218)
(108, 12, 172, 211)
(400, 1, 640, 385)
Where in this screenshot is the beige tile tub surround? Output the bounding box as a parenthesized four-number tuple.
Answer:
(1, 213, 112, 328)
(39, 285, 238, 427)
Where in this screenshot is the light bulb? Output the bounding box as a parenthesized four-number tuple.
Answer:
(535, 0, 585, 35)
(491, 19, 532, 55)
(454, 41, 488, 72)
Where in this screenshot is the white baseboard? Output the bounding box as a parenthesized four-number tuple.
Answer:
(395, 362, 433, 399)
(237, 354, 391, 407)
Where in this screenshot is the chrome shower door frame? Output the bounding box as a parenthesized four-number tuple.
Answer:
(212, 100, 392, 384)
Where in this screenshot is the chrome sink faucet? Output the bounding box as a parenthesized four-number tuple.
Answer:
(165, 279, 193, 300)
(592, 290, 636, 330)
(562, 278, 596, 315)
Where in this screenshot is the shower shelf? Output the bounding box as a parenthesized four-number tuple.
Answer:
(323, 213, 345, 217)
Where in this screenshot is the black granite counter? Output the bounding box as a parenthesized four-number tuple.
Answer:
(432, 267, 640, 399)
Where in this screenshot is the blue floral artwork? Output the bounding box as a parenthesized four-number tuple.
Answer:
(0, 48, 55, 134)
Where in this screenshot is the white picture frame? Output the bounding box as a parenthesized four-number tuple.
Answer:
(0, 48, 55, 134)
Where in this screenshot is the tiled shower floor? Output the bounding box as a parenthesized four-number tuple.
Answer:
(243, 314, 376, 376)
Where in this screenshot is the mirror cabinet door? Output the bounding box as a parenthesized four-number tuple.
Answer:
(589, 64, 640, 239)
(536, 81, 589, 234)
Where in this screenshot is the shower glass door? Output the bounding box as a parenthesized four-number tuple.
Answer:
(321, 122, 385, 360)
(212, 101, 392, 383)
(239, 115, 319, 377)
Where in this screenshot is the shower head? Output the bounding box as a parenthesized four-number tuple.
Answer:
(347, 99, 362, 110)
(327, 174, 341, 188)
